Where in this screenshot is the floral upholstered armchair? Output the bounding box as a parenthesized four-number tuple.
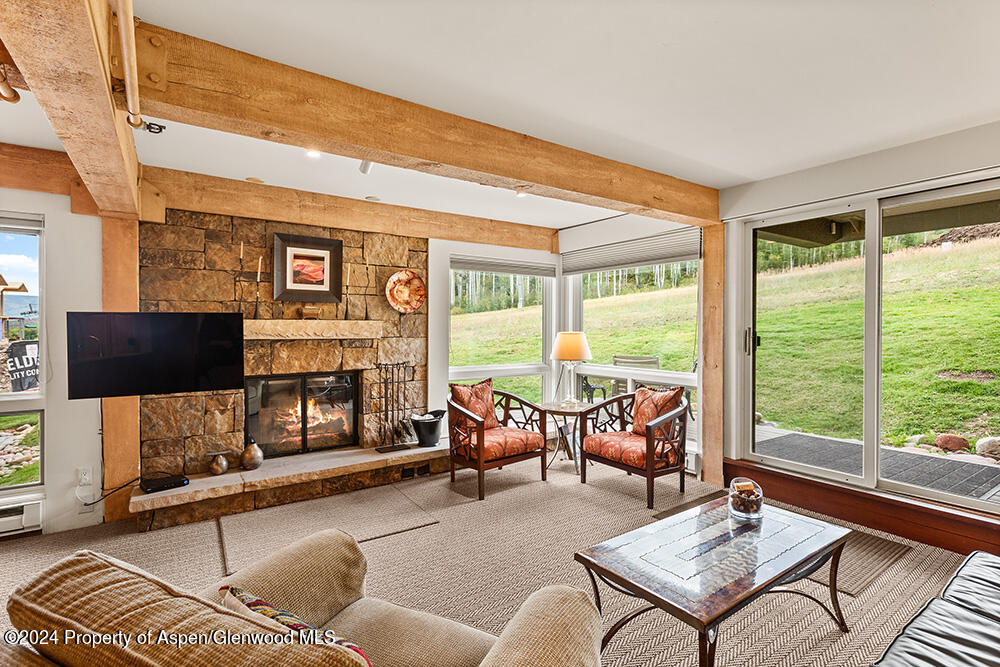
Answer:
(447, 378, 548, 500)
(579, 386, 688, 508)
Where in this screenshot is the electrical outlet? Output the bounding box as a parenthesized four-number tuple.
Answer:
(77, 467, 93, 486)
(77, 488, 95, 514)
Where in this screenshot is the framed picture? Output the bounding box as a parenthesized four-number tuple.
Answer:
(272, 233, 343, 302)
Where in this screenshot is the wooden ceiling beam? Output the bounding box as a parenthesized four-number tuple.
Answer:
(0, 143, 98, 215)
(131, 22, 719, 227)
(0, 141, 559, 251)
(0, 0, 139, 217)
(142, 167, 559, 252)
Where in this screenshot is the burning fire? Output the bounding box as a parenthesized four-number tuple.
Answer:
(286, 397, 345, 429)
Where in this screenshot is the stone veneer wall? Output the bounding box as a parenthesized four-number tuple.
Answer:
(138, 209, 428, 477)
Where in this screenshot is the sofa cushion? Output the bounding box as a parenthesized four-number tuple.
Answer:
(222, 585, 370, 666)
(631, 386, 683, 436)
(583, 431, 677, 468)
(940, 550, 1000, 624)
(328, 597, 496, 667)
(478, 427, 544, 461)
(7, 550, 366, 666)
(450, 379, 500, 430)
(873, 597, 1000, 667)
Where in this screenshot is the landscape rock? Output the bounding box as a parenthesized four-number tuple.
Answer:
(754, 412, 763, 423)
(905, 434, 933, 446)
(947, 452, 998, 466)
(975, 436, 1000, 459)
(934, 434, 969, 452)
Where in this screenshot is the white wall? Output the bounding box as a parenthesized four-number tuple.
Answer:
(720, 119, 1000, 220)
(0, 188, 103, 533)
(427, 239, 560, 412)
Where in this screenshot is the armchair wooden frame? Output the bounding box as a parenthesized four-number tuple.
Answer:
(447, 390, 548, 500)
(579, 392, 688, 509)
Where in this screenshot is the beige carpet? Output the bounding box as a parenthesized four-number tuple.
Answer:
(219, 485, 438, 574)
(0, 459, 965, 667)
(806, 530, 913, 596)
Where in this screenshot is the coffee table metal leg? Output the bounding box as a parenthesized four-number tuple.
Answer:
(698, 626, 718, 667)
(584, 566, 603, 613)
(828, 542, 849, 632)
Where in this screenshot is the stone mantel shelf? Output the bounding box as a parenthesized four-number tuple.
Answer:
(129, 442, 448, 513)
(243, 319, 383, 340)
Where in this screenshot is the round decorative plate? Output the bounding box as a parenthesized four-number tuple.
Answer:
(385, 269, 426, 313)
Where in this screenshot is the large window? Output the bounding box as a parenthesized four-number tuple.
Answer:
(0, 224, 42, 489)
(580, 262, 699, 374)
(1, 229, 40, 394)
(448, 266, 552, 404)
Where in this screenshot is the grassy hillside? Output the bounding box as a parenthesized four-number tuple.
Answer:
(451, 237, 1000, 443)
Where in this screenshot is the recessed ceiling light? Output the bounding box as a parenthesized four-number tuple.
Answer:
(515, 190, 528, 198)
(365, 195, 380, 202)
(245, 177, 265, 184)
(306, 149, 322, 159)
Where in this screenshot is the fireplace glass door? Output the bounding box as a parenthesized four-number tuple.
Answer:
(304, 374, 355, 449)
(245, 372, 358, 458)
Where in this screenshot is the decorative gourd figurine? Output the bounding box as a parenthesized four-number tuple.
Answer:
(241, 435, 264, 471)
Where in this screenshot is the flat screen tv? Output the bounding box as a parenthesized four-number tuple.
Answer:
(67, 312, 244, 399)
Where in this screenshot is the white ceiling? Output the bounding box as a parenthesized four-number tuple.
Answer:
(131, 0, 1000, 189)
(133, 116, 622, 228)
(0, 91, 64, 152)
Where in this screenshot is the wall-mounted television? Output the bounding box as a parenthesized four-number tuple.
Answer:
(67, 312, 244, 399)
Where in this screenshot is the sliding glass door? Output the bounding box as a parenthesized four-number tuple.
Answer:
(879, 185, 1000, 510)
(749, 207, 872, 485)
(743, 186, 1000, 514)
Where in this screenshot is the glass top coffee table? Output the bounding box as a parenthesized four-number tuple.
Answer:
(574, 497, 851, 666)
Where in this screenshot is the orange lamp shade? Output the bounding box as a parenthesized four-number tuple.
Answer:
(550, 332, 592, 361)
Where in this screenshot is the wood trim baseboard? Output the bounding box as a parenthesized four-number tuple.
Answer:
(724, 458, 1000, 556)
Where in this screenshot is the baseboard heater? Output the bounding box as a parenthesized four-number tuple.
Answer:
(0, 497, 42, 536)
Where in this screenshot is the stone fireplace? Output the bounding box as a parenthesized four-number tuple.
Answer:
(137, 209, 429, 479)
(245, 371, 360, 457)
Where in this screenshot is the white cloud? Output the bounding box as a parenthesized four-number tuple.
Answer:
(0, 254, 39, 294)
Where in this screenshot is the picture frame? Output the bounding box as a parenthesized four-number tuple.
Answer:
(272, 233, 343, 303)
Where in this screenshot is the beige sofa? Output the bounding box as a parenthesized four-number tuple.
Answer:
(1, 529, 602, 666)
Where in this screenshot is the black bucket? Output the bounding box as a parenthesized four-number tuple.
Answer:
(411, 410, 445, 447)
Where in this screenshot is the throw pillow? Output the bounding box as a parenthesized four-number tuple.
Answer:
(632, 386, 684, 436)
(449, 378, 500, 430)
(220, 585, 371, 666)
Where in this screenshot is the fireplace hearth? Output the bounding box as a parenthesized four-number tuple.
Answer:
(245, 371, 360, 458)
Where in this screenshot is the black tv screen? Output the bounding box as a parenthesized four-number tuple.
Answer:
(67, 312, 244, 399)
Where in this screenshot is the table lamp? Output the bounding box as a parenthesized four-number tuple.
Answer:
(551, 331, 592, 407)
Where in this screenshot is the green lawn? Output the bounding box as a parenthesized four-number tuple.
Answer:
(450, 237, 1000, 443)
(0, 460, 39, 487)
(0, 413, 40, 488)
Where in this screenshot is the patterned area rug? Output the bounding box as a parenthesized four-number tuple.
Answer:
(806, 530, 913, 596)
(363, 462, 964, 667)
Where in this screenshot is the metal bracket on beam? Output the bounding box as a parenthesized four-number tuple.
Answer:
(111, 22, 166, 93)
